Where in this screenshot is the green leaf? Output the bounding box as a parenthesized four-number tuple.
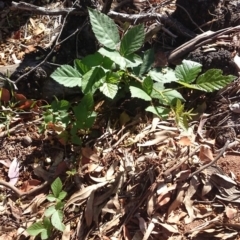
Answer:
(74, 59, 88, 75)
(74, 52, 114, 74)
(43, 217, 51, 227)
(41, 229, 49, 240)
(41, 218, 52, 240)
(142, 76, 153, 95)
(51, 65, 82, 87)
(146, 106, 170, 118)
(150, 82, 165, 100)
(45, 205, 56, 217)
(174, 99, 189, 131)
(46, 194, 57, 202)
(120, 24, 144, 56)
(105, 71, 120, 84)
(51, 177, 62, 198)
(55, 201, 65, 210)
(88, 8, 120, 49)
(149, 68, 178, 83)
(139, 48, 154, 75)
(26, 221, 45, 236)
(58, 191, 67, 201)
(129, 86, 151, 101)
(99, 48, 126, 69)
(175, 60, 202, 83)
(79, 111, 97, 129)
(161, 89, 185, 105)
(73, 93, 96, 129)
(78, 93, 94, 112)
(82, 67, 105, 94)
(44, 112, 53, 124)
(195, 69, 235, 92)
(51, 99, 70, 112)
(71, 134, 82, 145)
(124, 53, 143, 68)
(51, 210, 65, 232)
(100, 82, 118, 99)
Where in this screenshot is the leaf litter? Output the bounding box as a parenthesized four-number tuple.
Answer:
(1, 2, 240, 240)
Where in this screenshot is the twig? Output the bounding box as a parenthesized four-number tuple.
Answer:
(163, 146, 200, 178)
(11, 1, 84, 16)
(0, 117, 43, 138)
(108, 11, 196, 38)
(0, 180, 49, 198)
(14, 2, 78, 84)
(188, 140, 230, 179)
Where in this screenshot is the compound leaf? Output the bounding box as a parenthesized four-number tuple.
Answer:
(88, 8, 120, 49)
(120, 24, 145, 56)
(175, 60, 202, 83)
(51, 65, 82, 87)
(130, 86, 151, 101)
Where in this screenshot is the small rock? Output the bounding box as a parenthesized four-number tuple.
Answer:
(22, 136, 32, 145)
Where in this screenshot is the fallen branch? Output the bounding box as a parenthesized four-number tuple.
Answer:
(168, 25, 240, 64)
(0, 180, 49, 199)
(11, 2, 196, 38)
(11, 1, 85, 16)
(108, 11, 196, 38)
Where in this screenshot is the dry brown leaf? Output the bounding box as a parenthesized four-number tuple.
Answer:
(20, 179, 41, 192)
(199, 145, 214, 163)
(123, 225, 132, 240)
(183, 176, 199, 224)
(82, 147, 99, 163)
(157, 222, 178, 233)
(157, 184, 176, 208)
(142, 219, 155, 240)
(62, 223, 71, 240)
(167, 183, 188, 216)
(33, 166, 49, 181)
(29, 18, 36, 28)
(136, 213, 147, 234)
(89, 174, 115, 183)
(65, 181, 108, 209)
(100, 214, 121, 234)
(178, 136, 192, 146)
(22, 193, 46, 214)
(137, 130, 177, 147)
(147, 194, 155, 216)
(85, 190, 96, 226)
(150, 117, 160, 131)
(93, 172, 122, 206)
(225, 206, 237, 219)
(201, 181, 213, 196)
(132, 231, 143, 240)
(197, 114, 208, 139)
(87, 163, 104, 173)
(167, 211, 187, 223)
(11, 53, 21, 64)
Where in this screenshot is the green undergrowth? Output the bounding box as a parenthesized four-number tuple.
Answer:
(44, 8, 235, 145)
(27, 178, 67, 239)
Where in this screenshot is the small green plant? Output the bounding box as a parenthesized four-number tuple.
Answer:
(50, 8, 236, 137)
(27, 177, 67, 239)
